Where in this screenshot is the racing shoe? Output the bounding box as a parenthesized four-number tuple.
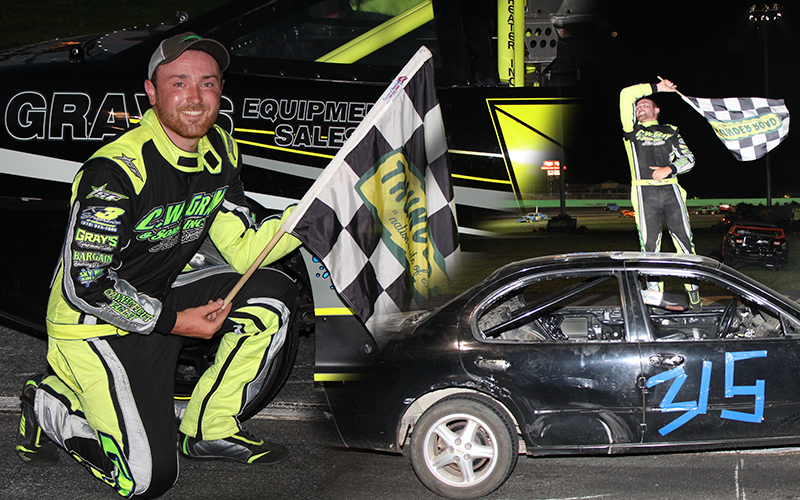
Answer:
(688, 288, 702, 311)
(180, 430, 289, 465)
(15, 376, 59, 465)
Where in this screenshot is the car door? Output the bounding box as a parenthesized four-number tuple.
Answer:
(630, 268, 800, 445)
(460, 268, 646, 450)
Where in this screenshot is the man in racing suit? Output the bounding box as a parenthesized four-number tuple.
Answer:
(15, 33, 301, 498)
(620, 78, 700, 309)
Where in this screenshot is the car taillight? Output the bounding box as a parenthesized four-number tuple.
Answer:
(735, 238, 744, 244)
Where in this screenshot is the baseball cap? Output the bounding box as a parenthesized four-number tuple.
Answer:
(148, 32, 230, 80)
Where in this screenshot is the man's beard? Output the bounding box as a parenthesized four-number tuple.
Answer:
(155, 103, 218, 143)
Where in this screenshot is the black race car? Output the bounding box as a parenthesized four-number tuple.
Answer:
(314, 252, 800, 498)
(722, 221, 789, 269)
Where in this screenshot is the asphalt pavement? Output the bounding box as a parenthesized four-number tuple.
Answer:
(5, 322, 800, 499)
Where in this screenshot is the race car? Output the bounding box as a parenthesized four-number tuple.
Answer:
(620, 209, 635, 218)
(722, 221, 789, 270)
(693, 205, 721, 215)
(516, 211, 548, 223)
(0, 0, 608, 332)
(318, 252, 800, 498)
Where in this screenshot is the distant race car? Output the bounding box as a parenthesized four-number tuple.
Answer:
(722, 221, 789, 269)
(319, 252, 800, 498)
(693, 205, 721, 215)
(604, 202, 620, 212)
(516, 212, 548, 223)
(620, 209, 635, 218)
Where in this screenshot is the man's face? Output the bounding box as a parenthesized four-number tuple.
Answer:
(144, 50, 223, 151)
(635, 98, 659, 123)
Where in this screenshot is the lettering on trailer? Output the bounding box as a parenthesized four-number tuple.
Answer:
(4, 91, 370, 150)
(4, 91, 235, 140)
(505, 0, 516, 86)
(241, 97, 373, 149)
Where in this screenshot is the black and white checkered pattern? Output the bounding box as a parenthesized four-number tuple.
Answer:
(282, 46, 459, 334)
(682, 95, 790, 161)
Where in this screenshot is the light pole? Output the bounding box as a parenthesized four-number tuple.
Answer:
(749, 3, 782, 207)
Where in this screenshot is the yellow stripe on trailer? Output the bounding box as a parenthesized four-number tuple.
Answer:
(235, 138, 335, 160)
(452, 173, 513, 185)
(314, 373, 365, 382)
(316, 0, 434, 64)
(315, 307, 356, 316)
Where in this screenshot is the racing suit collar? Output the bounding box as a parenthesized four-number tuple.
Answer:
(638, 119, 659, 127)
(141, 109, 223, 175)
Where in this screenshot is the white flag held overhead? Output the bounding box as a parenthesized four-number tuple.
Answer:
(681, 95, 790, 161)
(281, 46, 459, 335)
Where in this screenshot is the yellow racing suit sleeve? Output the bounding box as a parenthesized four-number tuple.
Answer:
(208, 196, 302, 274)
(620, 82, 658, 133)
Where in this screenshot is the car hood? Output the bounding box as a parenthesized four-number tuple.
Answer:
(0, 25, 172, 66)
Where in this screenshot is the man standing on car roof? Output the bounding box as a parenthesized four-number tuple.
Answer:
(15, 32, 302, 498)
(620, 78, 700, 309)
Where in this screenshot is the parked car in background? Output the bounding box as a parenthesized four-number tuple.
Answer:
(318, 252, 800, 498)
(516, 211, 548, 223)
(722, 221, 789, 269)
(693, 205, 721, 215)
(723, 211, 741, 226)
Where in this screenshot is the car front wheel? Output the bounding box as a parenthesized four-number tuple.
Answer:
(409, 395, 518, 499)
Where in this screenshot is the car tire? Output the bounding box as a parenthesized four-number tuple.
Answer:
(409, 394, 518, 499)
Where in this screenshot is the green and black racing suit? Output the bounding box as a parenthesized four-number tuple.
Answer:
(37, 108, 301, 498)
(620, 83, 699, 307)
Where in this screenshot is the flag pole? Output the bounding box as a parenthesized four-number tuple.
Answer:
(657, 76, 685, 98)
(223, 229, 286, 307)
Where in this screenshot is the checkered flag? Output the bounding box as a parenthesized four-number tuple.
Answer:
(682, 95, 790, 161)
(281, 46, 459, 335)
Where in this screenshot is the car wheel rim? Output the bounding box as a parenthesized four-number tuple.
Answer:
(421, 412, 499, 488)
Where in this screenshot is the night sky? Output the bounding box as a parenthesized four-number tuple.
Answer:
(564, 0, 800, 200)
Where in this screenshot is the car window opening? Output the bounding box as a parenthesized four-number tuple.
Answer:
(641, 274, 793, 341)
(477, 275, 624, 343)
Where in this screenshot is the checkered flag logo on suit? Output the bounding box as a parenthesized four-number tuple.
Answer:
(681, 95, 790, 161)
(281, 46, 459, 335)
